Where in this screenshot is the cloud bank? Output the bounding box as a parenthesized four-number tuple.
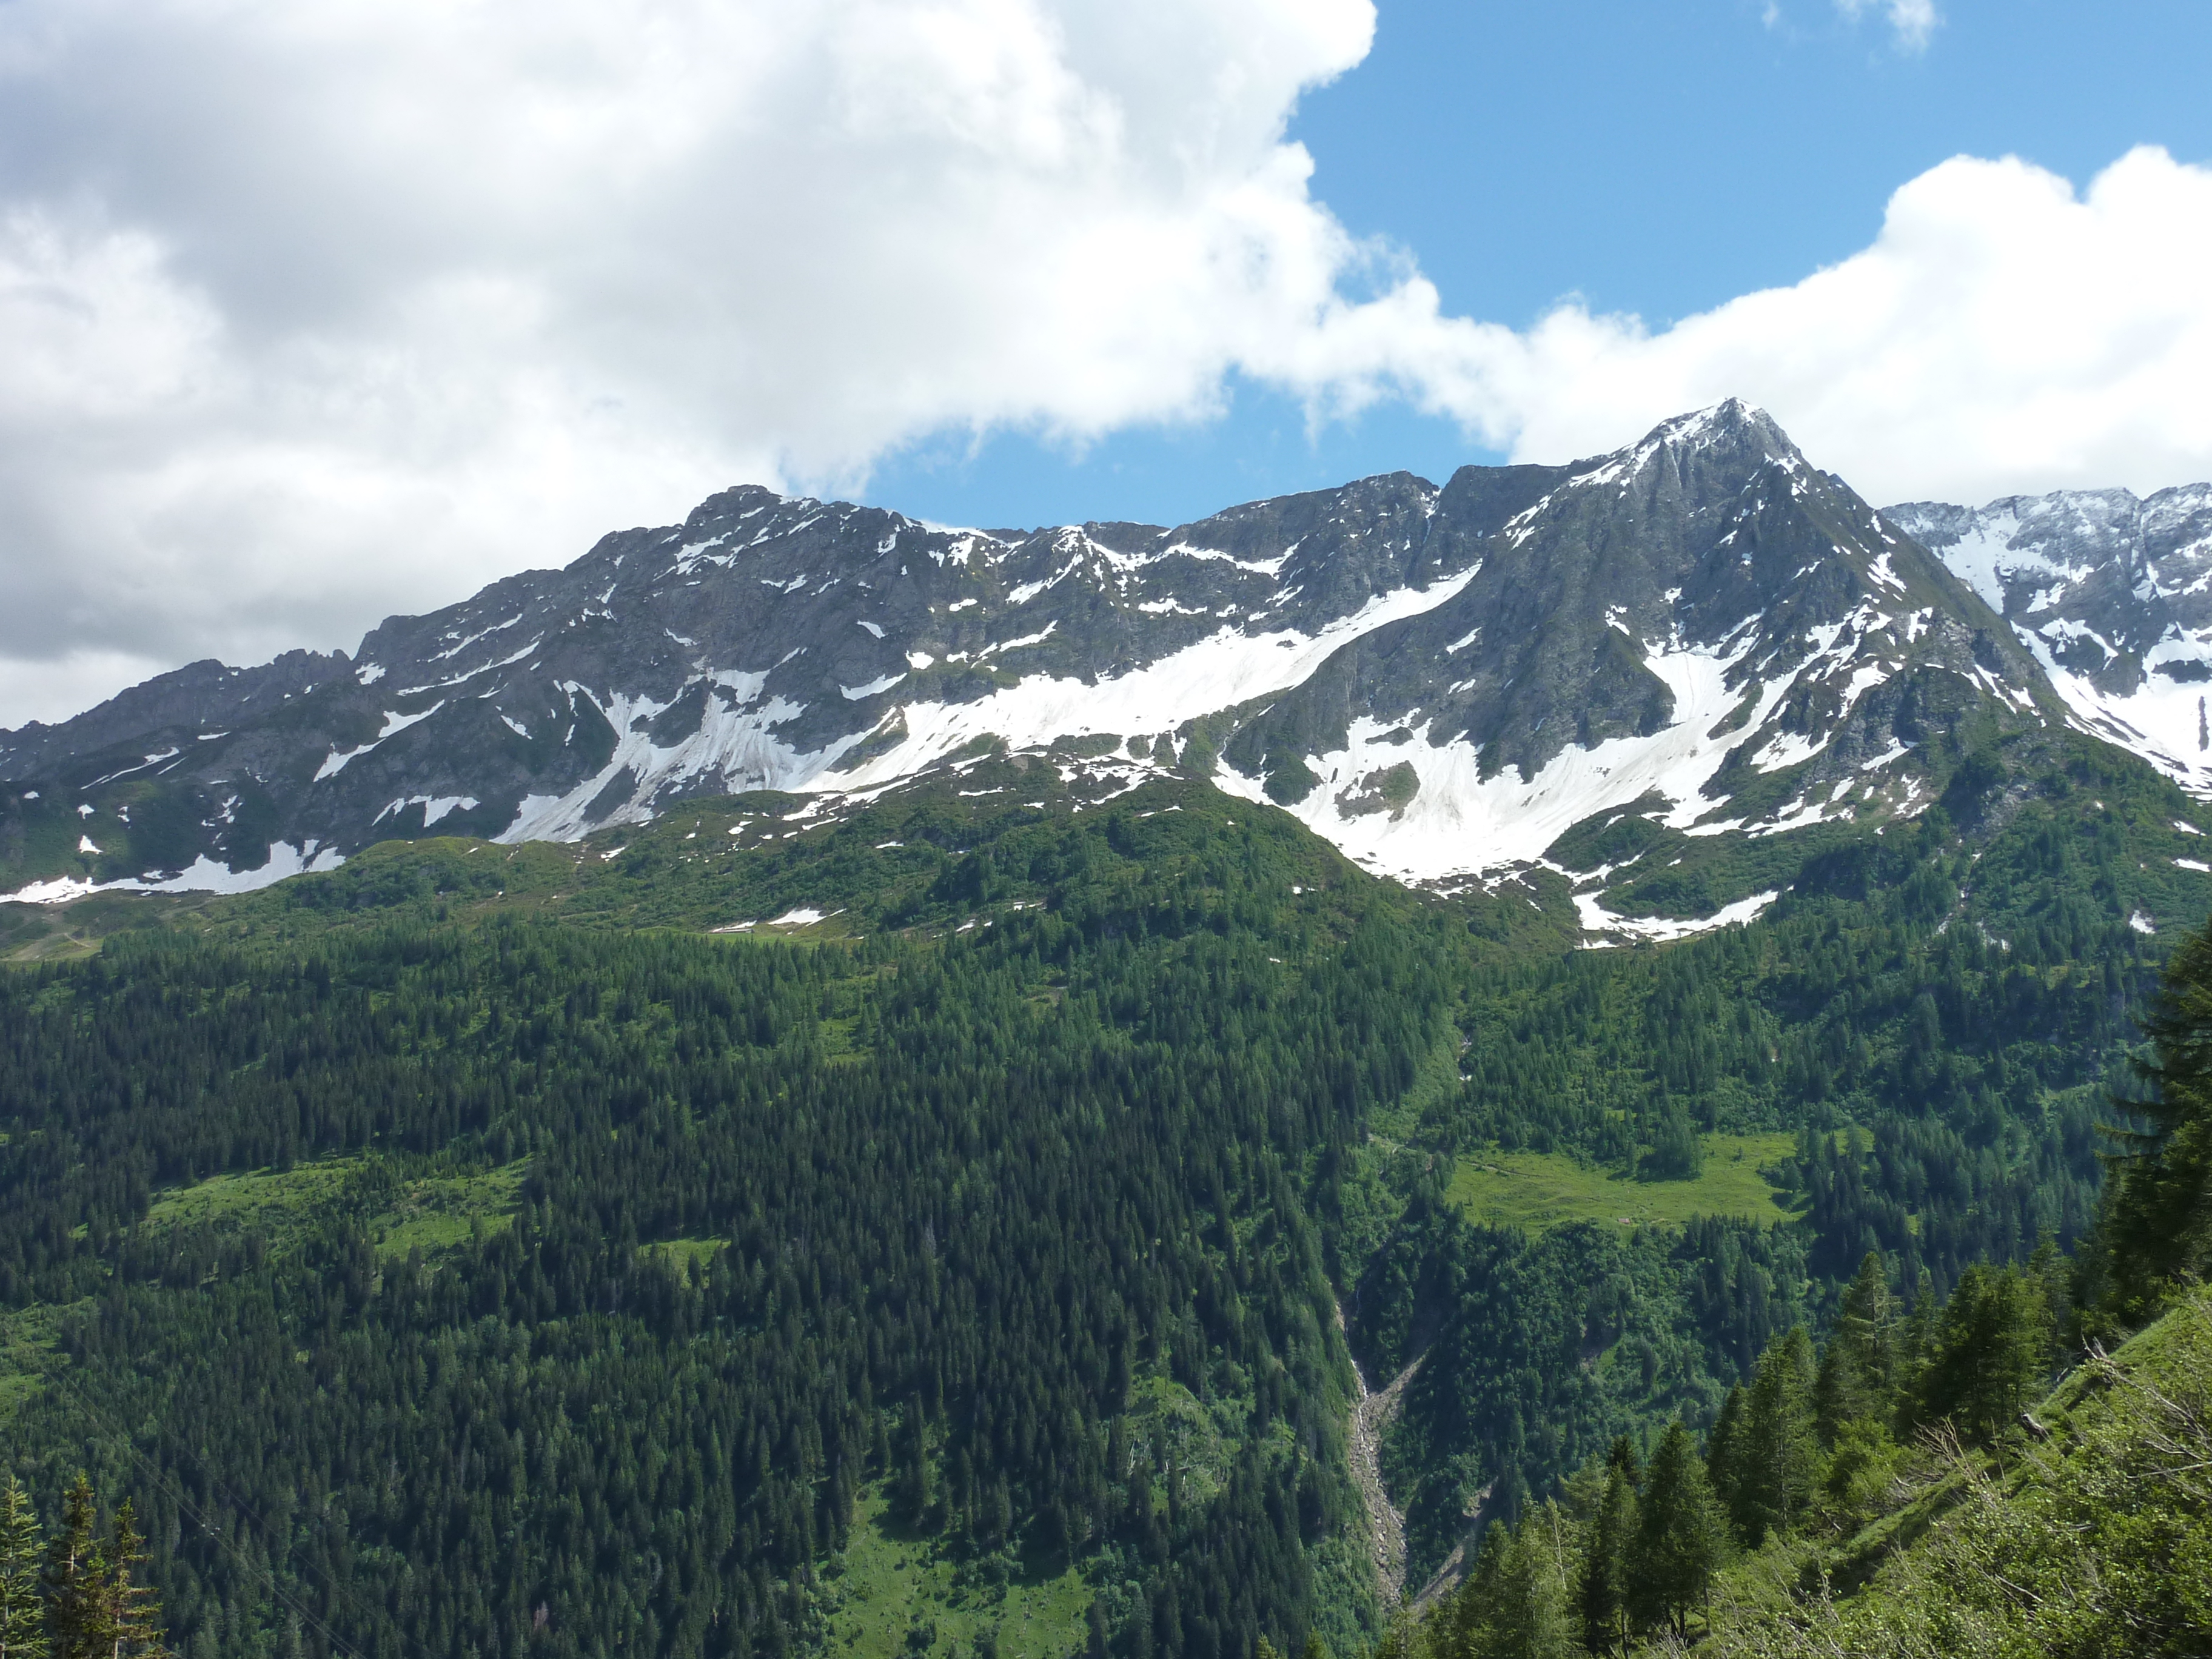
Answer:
(0, 0, 2207, 726)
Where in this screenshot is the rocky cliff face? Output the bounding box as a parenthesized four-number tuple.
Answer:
(0, 403, 2158, 929)
(1213, 403, 2050, 896)
(1886, 485, 2212, 791)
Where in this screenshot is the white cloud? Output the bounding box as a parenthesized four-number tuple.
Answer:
(1393, 147, 2212, 508)
(0, 0, 2207, 732)
(1834, 0, 1940, 52)
(0, 0, 1379, 723)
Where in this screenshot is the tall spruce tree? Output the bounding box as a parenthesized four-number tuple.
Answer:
(1574, 1464, 1635, 1657)
(2096, 916, 2212, 1317)
(1895, 1272, 1939, 1434)
(1703, 1386, 1745, 1518)
(1914, 1264, 2053, 1445)
(105, 1504, 168, 1659)
(1623, 1423, 1727, 1642)
(42, 1477, 113, 1659)
(1731, 1329, 1820, 1546)
(1812, 1336, 1863, 1447)
(1453, 1512, 1569, 1659)
(0, 1478, 45, 1659)
(1834, 1253, 1899, 1403)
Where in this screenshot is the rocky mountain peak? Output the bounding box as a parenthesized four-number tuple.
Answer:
(1212, 403, 2045, 904)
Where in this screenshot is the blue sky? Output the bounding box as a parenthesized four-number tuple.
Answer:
(863, 0, 2212, 532)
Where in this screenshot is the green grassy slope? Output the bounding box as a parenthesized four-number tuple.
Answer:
(1701, 1287, 2212, 1657)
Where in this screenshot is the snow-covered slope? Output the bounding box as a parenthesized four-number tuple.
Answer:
(0, 466, 1510, 898)
(1214, 403, 2049, 893)
(1888, 485, 2212, 793)
(0, 403, 2110, 934)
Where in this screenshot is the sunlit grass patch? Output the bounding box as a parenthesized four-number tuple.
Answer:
(818, 1486, 1091, 1659)
(1448, 1133, 1797, 1232)
(142, 1155, 528, 1259)
(0, 1301, 78, 1420)
(142, 1159, 357, 1233)
(640, 1236, 727, 1273)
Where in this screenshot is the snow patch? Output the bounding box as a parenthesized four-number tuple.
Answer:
(2017, 628, 2212, 796)
(314, 702, 447, 780)
(3, 842, 346, 903)
(1212, 632, 1779, 883)
(1575, 888, 1780, 942)
(830, 565, 1486, 799)
(374, 795, 480, 828)
(841, 672, 907, 701)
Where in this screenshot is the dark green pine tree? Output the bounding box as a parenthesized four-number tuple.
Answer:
(1894, 1272, 1940, 1433)
(0, 1476, 46, 1659)
(1623, 1423, 1727, 1642)
(897, 1408, 934, 1526)
(2094, 920, 2212, 1320)
(1703, 1386, 1746, 1518)
(1912, 1264, 2053, 1446)
(1812, 1336, 1863, 1448)
(42, 1476, 115, 1659)
(1638, 1104, 1703, 1183)
(106, 1503, 169, 1659)
(1829, 1252, 1899, 1419)
(1731, 1329, 1820, 1547)
(1450, 1513, 1569, 1659)
(1575, 1461, 1635, 1657)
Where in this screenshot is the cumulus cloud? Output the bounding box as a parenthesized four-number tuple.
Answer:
(1399, 147, 2212, 506)
(0, 0, 1380, 722)
(0, 0, 2208, 729)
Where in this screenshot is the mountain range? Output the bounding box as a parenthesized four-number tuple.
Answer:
(1, 398, 2207, 1659)
(4, 400, 2208, 932)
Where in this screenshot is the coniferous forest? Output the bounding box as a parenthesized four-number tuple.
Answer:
(1, 745, 2209, 1659)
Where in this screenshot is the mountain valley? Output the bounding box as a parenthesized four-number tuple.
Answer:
(2, 406, 2210, 1659)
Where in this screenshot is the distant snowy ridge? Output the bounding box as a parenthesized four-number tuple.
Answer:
(1888, 484, 2212, 794)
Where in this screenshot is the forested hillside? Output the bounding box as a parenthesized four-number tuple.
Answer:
(1395, 1269, 2212, 1658)
(1, 783, 1455, 1659)
(1396, 1036, 2212, 1659)
(1, 727, 2207, 1659)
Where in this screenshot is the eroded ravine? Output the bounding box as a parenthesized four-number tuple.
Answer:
(1337, 1302, 1418, 1608)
